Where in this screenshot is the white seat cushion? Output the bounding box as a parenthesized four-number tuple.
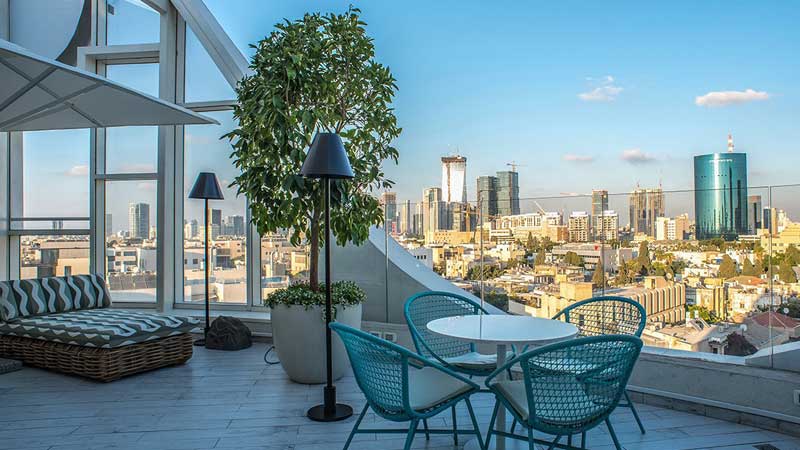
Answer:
(492, 377, 605, 424)
(444, 351, 499, 370)
(408, 366, 473, 411)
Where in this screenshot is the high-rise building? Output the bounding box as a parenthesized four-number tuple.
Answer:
(129, 203, 150, 240)
(568, 211, 590, 243)
(477, 175, 498, 219)
(747, 195, 762, 233)
(629, 186, 664, 237)
(184, 219, 199, 239)
(398, 200, 414, 235)
(105, 214, 113, 238)
(380, 191, 398, 232)
(450, 202, 476, 232)
(591, 189, 608, 217)
(211, 209, 223, 229)
(693, 136, 748, 240)
(413, 202, 424, 236)
(224, 215, 245, 236)
(763, 207, 778, 235)
(441, 156, 467, 204)
(592, 210, 619, 241)
(422, 187, 448, 233)
(496, 170, 520, 216)
(655, 214, 690, 241)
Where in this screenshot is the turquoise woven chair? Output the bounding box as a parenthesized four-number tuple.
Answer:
(486, 335, 643, 450)
(553, 295, 647, 435)
(404, 291, 501, 378)
(330, 322, 485, 450)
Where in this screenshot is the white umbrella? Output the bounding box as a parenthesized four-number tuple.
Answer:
(0, 39, 218, 131)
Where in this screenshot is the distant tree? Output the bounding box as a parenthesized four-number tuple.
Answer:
(779, 258, 798, 283)
(686, 305, 720, 324)
(525, 232, 536, 252)
(564, 251, 584, 267)
(636, 241, 651, 273)
(592, 265, 606, 287)
(535, 248, 546, 266)
(615, 257, 630, 285)
(780, 298, 800, 319)
(718, 255, 738, 279)
(725, 333, 757, 357)
(466, 264, 505, 281)
(786, 245, 800, 266)
(741, 258, 759, 277)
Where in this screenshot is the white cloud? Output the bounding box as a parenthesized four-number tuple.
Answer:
(65, 165, 89, 176)
(562, 154, 594, 163)
(620, 148, 656, 164)
(695, 89, 769, 107)
(579, 75, 623, 102)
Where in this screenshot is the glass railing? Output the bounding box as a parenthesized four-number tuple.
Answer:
(378, 184, 800, 368)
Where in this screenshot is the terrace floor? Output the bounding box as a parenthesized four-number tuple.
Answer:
(1, 342, 799, 450)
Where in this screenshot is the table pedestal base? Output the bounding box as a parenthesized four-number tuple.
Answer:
(464, 436, 531, 450)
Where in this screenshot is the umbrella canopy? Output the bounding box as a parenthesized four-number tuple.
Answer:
(0, 39, 218, 132)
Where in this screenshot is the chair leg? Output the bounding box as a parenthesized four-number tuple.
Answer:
(625, 391, 646, 434)
(581, 430, 586, 449)
(567, 434, 572, 447)
(343, 404, 368, 450)
(486, 400, 500, 450)
(510, 417, 518, 434)
(547, 435, 562, 450)
(404, 419, 419, 450)
(528, 426, 536, 450)
(465, 398, 485, 450)
(451, 405, 458, 445)
(605, 418, 622, 450)
(422, 418, 430, 440)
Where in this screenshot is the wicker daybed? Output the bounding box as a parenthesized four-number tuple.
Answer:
(0, 274, 198, 382)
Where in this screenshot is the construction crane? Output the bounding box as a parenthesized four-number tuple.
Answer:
(506, 161, 527, 172)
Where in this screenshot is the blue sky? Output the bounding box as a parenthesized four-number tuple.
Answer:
(22, 0, 800, 226)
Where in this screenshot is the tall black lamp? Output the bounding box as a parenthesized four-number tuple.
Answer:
(188, 172, 224, 347)
(301, 132, 355, 422)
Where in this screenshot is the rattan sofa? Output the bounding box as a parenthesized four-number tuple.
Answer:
(0, 274, 198, 382)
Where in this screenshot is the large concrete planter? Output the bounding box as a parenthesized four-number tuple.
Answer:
(271, 303, 362, 384)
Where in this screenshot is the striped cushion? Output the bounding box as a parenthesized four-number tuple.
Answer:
(68, 274, 111, 310)
(0, 282, 18, 321)
(41, 277, 75, 313)
(0, 274, 114, 321)
(0, 279, 51, 321)
(0, 310, 199, 348)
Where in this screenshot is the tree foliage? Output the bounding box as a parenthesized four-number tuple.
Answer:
(466, 264, 505, 281)
(563, 251, 584, 267)
(535, 248, 546, 266)
(592, 265, 606, 287)
(741, 258, 759, 277)
(779, 258, 798, 283)
(718, 255, 738, 279)
(227, 9, 401, 291)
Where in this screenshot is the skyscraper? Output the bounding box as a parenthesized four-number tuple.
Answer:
(398, 200, 414, 235)
(441, 156, 467, 204)
(380, 191, 398, 232)
(592, 210, 619, 241)
(496, 170, 520, 216)
(422, 187, 448, 233)
(211, 209, 222, 229)
(105, 213, 113, 238)
(477, 175, 498, 219)
(224, 215, 245, 236)
(591, 189, 608, 217)
(568, 211, 590, 243)
(129, 203, 150, 240)
(629, 186, 664, 237)
(694, 136, 748, 240)
(747, 195, 762, 233)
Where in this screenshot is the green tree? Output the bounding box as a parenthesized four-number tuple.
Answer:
(741, 258, 759, 277)
(525, 232, 536, 252)
(718, 254, 738, 279)
(227, 9, 401, 292)
(535, 248, 546, 266)
(592, 265, 606, 287)
(786, 245, 800, 266)
(779, 258, 798, 283)
(564, 251, 584, 267)
(637, 241, 651, 272)
(687, 305, 720, 324)
(615, 257, 630, 285)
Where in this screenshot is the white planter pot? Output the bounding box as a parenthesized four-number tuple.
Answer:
(271, 303, 362, 384)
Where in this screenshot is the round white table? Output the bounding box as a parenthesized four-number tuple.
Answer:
(427, 315, 579, 450)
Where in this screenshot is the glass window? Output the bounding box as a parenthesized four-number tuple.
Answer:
(183, 110, 247, 304)
(184, 28, 236, 103)
(106, 0, 160, 45)
(20, 235, 91, 279)
(105, 180, 157, 302)
(105, 64, 159, 174)
(20, 130, 90, 217)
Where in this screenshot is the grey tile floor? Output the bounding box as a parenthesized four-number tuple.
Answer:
(0, 342, 798, 450)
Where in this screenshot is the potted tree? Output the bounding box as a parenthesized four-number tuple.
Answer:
(226, 8, 400, 383)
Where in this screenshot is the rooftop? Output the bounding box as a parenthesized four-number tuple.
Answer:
(2, 342, 799, 450)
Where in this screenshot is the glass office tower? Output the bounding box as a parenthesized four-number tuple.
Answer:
(693, 152, 748, 240)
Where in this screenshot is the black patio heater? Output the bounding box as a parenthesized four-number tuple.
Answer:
(300, 132, 354, 422)
(188, 172, 224, 346)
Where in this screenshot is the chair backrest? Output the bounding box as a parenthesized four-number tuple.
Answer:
(404, 291, 486, 361)
(518, 335, 642, 434)
(552, 296, 646, 337)
(330, 322, 409, 419)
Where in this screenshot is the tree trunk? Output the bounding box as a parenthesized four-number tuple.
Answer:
(308, 209, 321, 292)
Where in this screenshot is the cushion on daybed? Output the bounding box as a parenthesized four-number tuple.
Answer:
(0, 309, 199, 349)
(0, 274, 111, 321)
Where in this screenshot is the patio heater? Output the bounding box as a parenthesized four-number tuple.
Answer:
(188, 172, 224, 346)
(300, 132, 354, 422)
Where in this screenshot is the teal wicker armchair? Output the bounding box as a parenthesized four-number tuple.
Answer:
(330, 322, 485, 450)
(404, 291, 499, 377)
(554, 295, 647, 435)
(487, 335, 643, 450)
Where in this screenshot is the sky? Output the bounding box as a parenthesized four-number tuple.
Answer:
(21, 0, 800, 229)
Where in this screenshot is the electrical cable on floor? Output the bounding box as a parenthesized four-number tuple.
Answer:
(263, 345, 280, 365)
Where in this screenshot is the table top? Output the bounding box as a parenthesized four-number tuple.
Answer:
(426, 315, 579, 346)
